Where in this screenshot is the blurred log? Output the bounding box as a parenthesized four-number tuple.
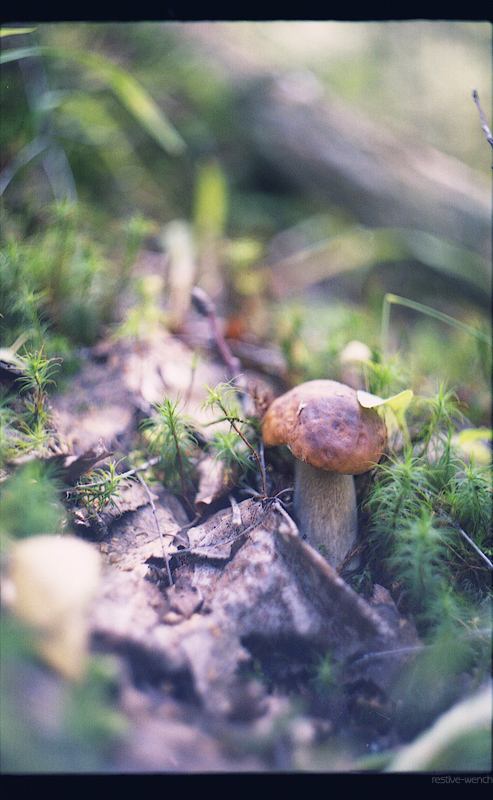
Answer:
(236, 75, 491, 261)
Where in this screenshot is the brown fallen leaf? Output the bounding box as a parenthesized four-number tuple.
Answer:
(9, 442, 114, 485)
(194, 454, 239, 513)
(45, 443, 114, 485)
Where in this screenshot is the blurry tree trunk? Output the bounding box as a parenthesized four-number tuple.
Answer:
(236, 76, 491, 260)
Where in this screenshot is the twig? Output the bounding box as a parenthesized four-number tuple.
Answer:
(472, 89, 493, 153)
(229, 415, 268, 498)
(137, 472, 173, 586)
(349, 625, 492, 669)
(272, 498, 299, 536)
(440, 511, 493, 571)
(229, 493, 243, 526)
(455, 524, 492, 571)
(191, 286, 241, 378)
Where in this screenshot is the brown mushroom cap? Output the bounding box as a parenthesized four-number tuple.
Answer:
(262, 379, 387, 474)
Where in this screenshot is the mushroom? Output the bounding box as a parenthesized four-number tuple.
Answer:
(261, 380, 387, 568)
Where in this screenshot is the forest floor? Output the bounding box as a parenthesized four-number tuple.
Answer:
(3, 314, 482, 774)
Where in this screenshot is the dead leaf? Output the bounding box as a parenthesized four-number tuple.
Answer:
(46, 442, 113, 485)
(184, 497, 266, 561)
(194, 454, 239, 512)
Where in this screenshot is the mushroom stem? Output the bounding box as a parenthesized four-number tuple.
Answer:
(293, 460, 358, 568)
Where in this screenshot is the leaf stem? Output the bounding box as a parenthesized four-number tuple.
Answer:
(216, 398, 267, 498)
(381, 292, 491, 358)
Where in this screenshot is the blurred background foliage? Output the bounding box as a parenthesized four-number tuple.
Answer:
(1, 21, 491, 423)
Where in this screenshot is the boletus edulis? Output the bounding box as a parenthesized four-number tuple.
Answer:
(262, 379, 387, 569)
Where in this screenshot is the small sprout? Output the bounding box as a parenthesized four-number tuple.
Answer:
(16, 348, 62, 428)
(0, 348, 63, 464)
(72, 460, 125, 519)
(363, 353, 409, 398)
(141, 397, 199, 502)
(0, 460, 67, 547)
(209, 429, 253, 479)
(415, 383, 467, 458)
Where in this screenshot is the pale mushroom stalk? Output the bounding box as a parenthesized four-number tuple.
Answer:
(293, 460, 357, 567)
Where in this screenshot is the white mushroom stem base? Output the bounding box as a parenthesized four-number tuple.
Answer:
(293, 460, 358, 569)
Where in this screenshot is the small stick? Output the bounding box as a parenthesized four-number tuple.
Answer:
(472, 89, 493, 150)
(455, 522, 493, 571)
(191, 286, 241, 378)
(440, 511, 493, 571)
(350, 625, 492, 668)
(137, 472, 173, 586)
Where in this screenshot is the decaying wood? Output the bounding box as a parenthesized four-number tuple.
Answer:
(237, 76, 491, 261)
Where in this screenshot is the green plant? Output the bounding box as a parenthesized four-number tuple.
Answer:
(0, 344, 125, 531)
(311, 649, 341, 694)
(366, 452, 434, 552)
(208, 429, 253, 487)
(381, 293, 492, 360)
(0, 616, 128, 773)
(0, 202, 149, 348)
(363, 352, 410, 398)
(70, 461, 125, 519)
(390, 604, 490, 743)
(0, 241, 49, 348)
(202, 381, 266, 497)
(0, 460, 67, 549)
(118, 213, 152, 291)
(364, 393, 491, 743)
(113, 273, 165, 343)
(0, 348, 61, 464)
(1, 26, 184, 350)
(141, 397, 200, 500)
(16, 348, 61, 428)
(365, 380, 491, 632)
(445, 461, 492, 548)
(387, 509, 455, 626)
(413, 382, 467, 458)
(63, 655, 128, 754)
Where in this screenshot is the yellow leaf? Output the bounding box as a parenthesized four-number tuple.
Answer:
(357, 389, 413, 441)
(452, 428, 492, 464)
